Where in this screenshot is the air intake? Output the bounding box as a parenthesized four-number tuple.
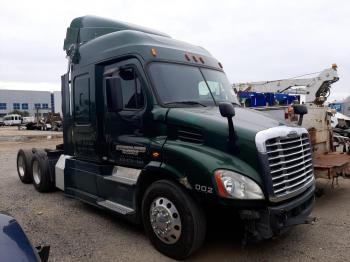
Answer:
(177, 127, 204, 144)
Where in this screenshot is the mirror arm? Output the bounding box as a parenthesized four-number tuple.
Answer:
(227, 117, 238, 153)
(298, 114, 304, 126)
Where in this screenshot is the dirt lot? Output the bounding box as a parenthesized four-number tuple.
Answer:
(0, 127, 350, 261)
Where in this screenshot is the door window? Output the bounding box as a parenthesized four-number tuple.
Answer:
(122, 76, 144, 110)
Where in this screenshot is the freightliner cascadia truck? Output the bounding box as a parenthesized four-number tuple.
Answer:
(16, 16, 315, 259)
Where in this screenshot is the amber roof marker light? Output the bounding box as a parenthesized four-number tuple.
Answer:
(151, 48, 157, 57)
(185, 53, 190, 61)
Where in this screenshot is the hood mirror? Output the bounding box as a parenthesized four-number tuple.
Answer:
(219, 102, 238, 153)
(219, 102, 235, 118)
(292, 104, 308, 126)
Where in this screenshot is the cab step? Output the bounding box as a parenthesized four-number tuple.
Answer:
(97, 199, 135, 215)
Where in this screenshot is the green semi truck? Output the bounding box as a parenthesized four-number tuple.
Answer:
(16, 16, 315, 259)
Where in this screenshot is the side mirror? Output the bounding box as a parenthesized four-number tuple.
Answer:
(219, 102, 235, 118)
(293, 104, 308, 126)
(119, 67, 135, 80)
(106, 78, 123, 112)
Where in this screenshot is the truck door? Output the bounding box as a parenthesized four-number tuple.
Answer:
(103, 58, 150, 168)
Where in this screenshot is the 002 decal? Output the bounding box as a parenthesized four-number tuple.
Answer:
(195, 184, 213, 194)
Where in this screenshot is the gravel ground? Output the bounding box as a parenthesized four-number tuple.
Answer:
(0, 128, 350, 261)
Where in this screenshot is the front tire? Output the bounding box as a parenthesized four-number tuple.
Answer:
(142, 180, 206, 260)
(32, 151, 54, 192)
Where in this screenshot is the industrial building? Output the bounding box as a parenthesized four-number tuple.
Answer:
(0, 89, 62, 117)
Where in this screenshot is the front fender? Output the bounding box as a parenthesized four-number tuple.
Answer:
(161, 141, 263, 195)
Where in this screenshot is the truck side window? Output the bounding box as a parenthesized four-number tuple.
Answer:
(73, 75, 91, 125)
(123, 77, 144, 110)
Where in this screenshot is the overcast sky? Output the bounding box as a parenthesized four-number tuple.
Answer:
(0, 0, 349, 101)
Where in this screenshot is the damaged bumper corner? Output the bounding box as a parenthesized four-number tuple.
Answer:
(239, 185, 315, 240)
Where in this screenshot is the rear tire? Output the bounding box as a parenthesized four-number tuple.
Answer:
(31, 151, 54, 192)
(17, 149, 34, 183)
(142, 180, 206, 260)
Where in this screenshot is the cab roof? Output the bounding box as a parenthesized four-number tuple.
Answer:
(64, 16, 221, 69)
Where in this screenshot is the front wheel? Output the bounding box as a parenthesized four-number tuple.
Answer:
(142, 180, 206, 260)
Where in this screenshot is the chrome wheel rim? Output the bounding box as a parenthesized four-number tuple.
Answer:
(32, 160, 41, 185)
(150, 197, 182, 244)
(18, 155, 25, 177)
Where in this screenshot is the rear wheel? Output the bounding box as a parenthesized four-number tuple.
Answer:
(17, 149, 34, 183)
(32, 151, 54, 192)
(142, 180, 206, 260)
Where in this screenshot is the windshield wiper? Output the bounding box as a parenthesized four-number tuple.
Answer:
(164, 101, 207, 107)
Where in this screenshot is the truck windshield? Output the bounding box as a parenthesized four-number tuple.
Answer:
(148, 63, 239, 106)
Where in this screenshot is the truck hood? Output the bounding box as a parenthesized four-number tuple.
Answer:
(165, 106, 284, 172)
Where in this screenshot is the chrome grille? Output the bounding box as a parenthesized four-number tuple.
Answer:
(265, 133, 314, 199)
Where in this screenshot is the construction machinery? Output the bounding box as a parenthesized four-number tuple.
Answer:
(25, 112, 62, 131)
(234, 65, 350, 182)
(234, 65, 339, 104)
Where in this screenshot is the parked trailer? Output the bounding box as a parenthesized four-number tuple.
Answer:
(16, 16, 316, 259)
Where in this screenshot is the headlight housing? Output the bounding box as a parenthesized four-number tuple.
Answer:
(214, 169, 265, 200)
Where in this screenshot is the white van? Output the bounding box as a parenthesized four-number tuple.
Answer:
(3, 114, 22, 126)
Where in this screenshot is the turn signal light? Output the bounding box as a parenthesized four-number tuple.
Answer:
(214, 171, 229, 198)
(152, 152, 160, 159)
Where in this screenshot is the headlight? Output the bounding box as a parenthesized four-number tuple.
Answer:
(214, 169, 265, 200)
